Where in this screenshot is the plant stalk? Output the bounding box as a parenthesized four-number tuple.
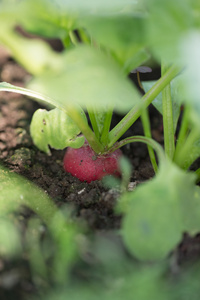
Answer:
(61, 105, 105, 154)
(174, 128, 200, 170)
(100, 108, 113, 146)
(87, 108, 100, 139)
(140, 108, 158, 172)
(195, 168, 200, 183)
(108, 64, 181, 148)
(108, 136, 166, 166)
(161, 62, 175, 159)
(137, 71, 158, 172)
(173, 106, 189, 161)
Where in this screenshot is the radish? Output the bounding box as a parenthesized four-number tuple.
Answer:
(63, 142, 122, 183)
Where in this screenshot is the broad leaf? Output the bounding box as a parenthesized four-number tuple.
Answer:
(28, 45, 141, 113)
(0, 30, 62, 76)
(145, 0, 193, 62)
(120, 160, 200, 261)
(30, 108, 85, 154)
(43, 266, 168, 300)
(180, 185, 200, 234)
(0, 165, 80, 276)
(0, 0, 76, 38)
(51, 0, 142, 15)
(80, 15, 149, 73)
(18, 0, 76, 38)
(0, 165, 57, 222)
(180, 32, 200, 129)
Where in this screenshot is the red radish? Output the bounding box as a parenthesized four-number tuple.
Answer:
(63, 142, 122, 183)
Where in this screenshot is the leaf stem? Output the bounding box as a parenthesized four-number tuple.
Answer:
(108, 64, 181, 148)
(69, 31, 79, 46)
(78, 29, 91, 44)
(173, 106, 189, 162)
(66, 105, 105, 153)
(195, 168, 200, 183)
(174, 128, 200, 170)
(108, 136, 165, 167)
(87, 108, 100, 139)
(161, 62, 175, 159)
(137, 71, 158, 172)
(140, 108, 158, 172)
(100, 108, 113, 146)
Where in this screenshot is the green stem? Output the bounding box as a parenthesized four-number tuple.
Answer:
(195, 168, 200, 183)
(87, 108, 100, 139)
(174, 128, 200, 169)
(59, 104, 106, 154)
(62, 34, 72, 48)
(108, 136, 165, 166)
(100, 108, 113, 146)
(108, 64, 181, 148)
(78, 29, 91, 44)
(69, 31, 79, 46)
(141, 109, 158, 172)
(137, 71, 158, 172)
(173, 106, 189, 162)
(161, 62, 175, 159)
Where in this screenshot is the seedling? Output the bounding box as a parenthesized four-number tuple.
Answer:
(1, 0, 200, 263)
(0, 0, 182, 183)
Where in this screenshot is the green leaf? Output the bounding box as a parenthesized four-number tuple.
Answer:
(51, 0, 142, 15)
(0, 165, 57, 222)
(28, 45, 141, 113)
(179, 32, 200, 128)
(179, 185, 200, 235)
(0, 165, 81, 279)
(142, 77, 181, 133)
(30, 108, 85, 154)
(80, 15, 149, 73)
(0, 0, 76, 38)
(120, 161, 198, 261)
(145, 0, 193, 62)
(43, 265, 168, 300)
(18, 0, 76, 38)
(0, 30, 62, 76)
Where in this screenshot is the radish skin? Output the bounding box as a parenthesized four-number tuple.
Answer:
(63, 142, 122, 183)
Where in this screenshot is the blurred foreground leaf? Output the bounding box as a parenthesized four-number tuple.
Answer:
(81, 15, 149, 73)
(28, 45, 141, 113)
(119, 160, 200, 260)
(0, 165, 80, 280)
(42, 265, 167, 300)
(145, 0, 192, 62)
(180, 32, 200, 129)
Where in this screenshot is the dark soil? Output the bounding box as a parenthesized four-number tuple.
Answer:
(0, 44, 200, 299)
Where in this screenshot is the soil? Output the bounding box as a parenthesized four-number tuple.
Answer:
(0, 44, 200, 299)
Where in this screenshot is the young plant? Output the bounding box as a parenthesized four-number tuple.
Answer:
(0, 0, 180, 183)
(0, 0, 200, 262)
(0, 61, 180, 182)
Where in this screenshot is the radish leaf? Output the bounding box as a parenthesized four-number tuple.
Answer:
(30, 108, 85, 154)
